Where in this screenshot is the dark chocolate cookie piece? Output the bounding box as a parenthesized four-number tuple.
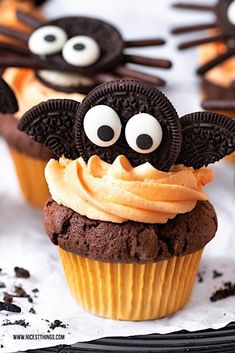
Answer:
(18, 99, 80, 159)
(33, 17, 124, 75)
(215, 0, 235, 37)
(0, 78, 18, 114)
(44, 199, 217, 264)
(177, 111, 235, 168)
(75, 80, 181, 171)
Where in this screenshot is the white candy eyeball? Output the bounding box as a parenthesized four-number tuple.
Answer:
(62, 35, 100, 67)
(125, 113, 163, 154)
(227, 1, 235, 25)
(28, 26, 67, 56)
(84, 105, 122, 147)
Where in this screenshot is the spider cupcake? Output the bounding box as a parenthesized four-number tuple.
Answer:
(3, 79, 234, 320)
(172, 0, 235, 114)
(0, 11, 172, 207)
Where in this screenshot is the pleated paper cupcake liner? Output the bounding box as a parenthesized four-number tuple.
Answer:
(9, 146, 50, 208)
(58, 247, 203, 321)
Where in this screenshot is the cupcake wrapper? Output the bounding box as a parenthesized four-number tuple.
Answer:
(58, 247, 203, 321)
(9, 146, 50, 208)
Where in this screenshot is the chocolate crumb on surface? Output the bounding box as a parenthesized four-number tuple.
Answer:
(49, 320, 67, 330)
(0, 301, 21, 313)
(2, 320, 29, 328)
(14, 267, 30, 279)
(197, 272, 204, 283)
(32, 288, 39, 293)
(14, 286, 28, 298)
(0, 282, 6, 289)
(3, 293, 13, 304)
(213, 270, 223, 279)
(29, 307, 36, 314)
(210, 282, 235, 302)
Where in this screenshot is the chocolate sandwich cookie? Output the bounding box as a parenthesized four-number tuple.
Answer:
(75, 80, 181, 170)
(44, 199, 217, 264)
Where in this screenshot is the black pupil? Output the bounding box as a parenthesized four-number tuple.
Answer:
(136, 134, 153, 150)
(44, 34, 56, 42)
(73, 43, 86, 51)
(97, 125, 114, 142)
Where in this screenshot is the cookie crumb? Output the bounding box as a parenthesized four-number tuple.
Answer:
(49, 320, 67, 330)
(14, 267, 30, 279)
(197, 271, 204, 283)
(2, 320, 29, 328)
(210, 282, 235, 302)
(32, 288, 39, 293)
(213, 270, 223, 279)
(0, 282, 6, 289)
(3, 293, 13, 304)
(29, 307, 36, 314)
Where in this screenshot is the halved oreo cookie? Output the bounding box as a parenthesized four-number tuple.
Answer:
(176, 111, 235, 168)
(0, 78, 18, 114)
(18, 99, 80, 159)
(75, 80, 182, 171)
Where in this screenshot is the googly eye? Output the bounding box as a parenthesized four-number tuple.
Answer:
(84, 105, 122, 147)
(125, 113, 163, 154)
(29, 25, 67, 56)
(62, 35, 100, 67)
(227, 1, 235, 25)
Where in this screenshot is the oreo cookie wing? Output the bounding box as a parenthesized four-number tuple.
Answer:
(176, 111, 235, 168)
(0, 78, 18, 114)
(18, 99, 80, 159)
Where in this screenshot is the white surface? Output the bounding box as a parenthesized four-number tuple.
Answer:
(1, 0, 235, 352)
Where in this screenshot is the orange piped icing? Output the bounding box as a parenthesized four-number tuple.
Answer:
(45, 155, 214, 224)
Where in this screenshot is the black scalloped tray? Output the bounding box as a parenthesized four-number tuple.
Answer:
(29, 322, 235, 353)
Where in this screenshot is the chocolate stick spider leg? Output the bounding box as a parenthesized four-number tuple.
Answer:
(124, 38, 165, 48)
(178, 34, 228, 50)
(114, 66, 166, 86)
(197, 48, 235, 75)
(16, 10, 44, 29)
(202, 99, 235, 111)
(0, 43, 30, 56)
(0, 25, 30, 42)
(172, 2, 215, 12)
(0, 56, 47, 69)
(171, 22, 217, 35)
(123, 55, 172, 69)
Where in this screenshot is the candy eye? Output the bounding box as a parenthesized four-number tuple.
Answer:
(28, 26, 67, 56)
(83, 105, 122, 147)
(125, 113, 163, 154)
(62, 35, 100, 67)
(227, 1, 235, 25)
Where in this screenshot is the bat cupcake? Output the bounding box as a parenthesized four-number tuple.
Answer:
(3, 79, 235, 320)
(0, 11, 172, 208)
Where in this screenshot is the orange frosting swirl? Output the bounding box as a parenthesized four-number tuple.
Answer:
(45, 155, 214, 224)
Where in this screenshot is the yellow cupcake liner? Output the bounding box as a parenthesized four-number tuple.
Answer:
(9, 146, 50, 208)
(58, 247, 203, 321)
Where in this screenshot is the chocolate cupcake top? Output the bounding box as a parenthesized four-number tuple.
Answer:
(0, 11, 172, 93)
(172, 0, 235, 111)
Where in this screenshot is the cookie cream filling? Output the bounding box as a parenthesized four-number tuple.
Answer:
(37, 70, 94, 87)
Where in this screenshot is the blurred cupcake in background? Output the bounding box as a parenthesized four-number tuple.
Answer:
(14, 80, 235, 320)
(171, 0, 235, 162)
(0, 11, 172, 207)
